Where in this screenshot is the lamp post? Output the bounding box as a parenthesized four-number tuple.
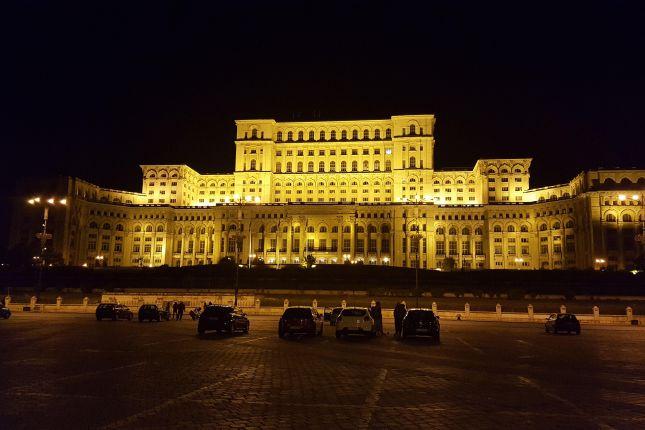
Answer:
(27, 196, 67, 291)
(406, 206, 424, 308)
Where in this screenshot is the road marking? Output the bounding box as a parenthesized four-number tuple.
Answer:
(358, 368, 387, 430)
(3, 362, 147, 394)
(517, 376, 616, 430)
(515, 339, 532, 346)
(456, 337, 484, 354)
(100, 367, 258, 430)
(233, 335, 271, 345)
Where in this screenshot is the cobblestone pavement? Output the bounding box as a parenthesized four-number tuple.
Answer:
(1, 314, 644, 429)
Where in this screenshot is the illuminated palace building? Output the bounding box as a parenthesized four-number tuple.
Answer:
(25, 115, 645, 270)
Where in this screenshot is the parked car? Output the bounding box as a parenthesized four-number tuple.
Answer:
(1, 306, 10, 319)
(545, 313, 581, 334)
(278, 306, 324, 338)
(138, 304, 167, 322)
(95, 303, 133, 321)
(325, 307, 344, 326)
(335, 307, 375, 338)
(401, 309, 440, 342)
(198, 305, 249, 335)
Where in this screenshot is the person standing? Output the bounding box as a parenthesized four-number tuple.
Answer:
(393, 301, 407, 337)
(172, 301, 178, 320)
(373, 301, 384, 336)
(177, 301, 185, 321)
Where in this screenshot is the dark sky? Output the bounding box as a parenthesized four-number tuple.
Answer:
(2, 1, 644, 249)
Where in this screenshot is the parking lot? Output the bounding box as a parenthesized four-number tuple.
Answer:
(1, 314, 645, 429)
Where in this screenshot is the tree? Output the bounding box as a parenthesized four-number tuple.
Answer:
(305, 254, 316, 268)
(443, 257, 456, 272)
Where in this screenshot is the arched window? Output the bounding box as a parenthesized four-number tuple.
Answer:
(102, 223, 111, 230)
(374, 129, 381, 139)
(351, 130, 358, 139)
(307, 226, 314, 233)
(449, 227, 457, 235)
(565, 220, 574, 228)
(520, 225, 529, 232)
(385, 128, 391, 139)
(156, 225, 164, 232)
(270, 225, 277, 233)
(298, 131, 303, 141)
(356, 226, 365, 233)
(605, 213, 616, 222)
(374, 160, 380, 171)
(363, 129, 369, 139)
(309, 130, 314, 140)
(331, 226, 338, 233)
(341, 130, 347, 140)
(507, 225, 515, 232)
(320, 130, 326, 140)
(385, 160, 391, 171)
(409, 157, 416, 168)
(146, 225, 153, 232)
(367, 225, 377, 233)
(363, 160, 369, 171)
(623, 213, 633, 222)
(461, 227, 470, 235)
(116, 224, 123, 231)
(307, 161, 314, 172)
(539, 223, 548, 231)
(330, 130, 337, 140)
(436, 227, 445, 235)
(319, 226, 327, 233)
(343, 226, 351, 233)
(409, 124, 416, 135)
(352, 161, 358, 172)
(318, 161, 325, 172)
(329, 161, 336, 172)
(287, 131, 293, 141)
(493, 225, 502, 233)
(200, 227, 206, 234)
(250, 159, 256, 171)
(475, 227, 483, 235)
(341, 161, 347, 172)
(294, 226, 300, 233)
(381, 224, 390, 233)
(286, 162, 292, 173)
(275, 162, 282, 173)
(89, 221, 98, 229)
(134, 225, 141, 232)
(276, 131, 283, 141)
(553, 222, 561, 230)
(251, 129, 258, 138)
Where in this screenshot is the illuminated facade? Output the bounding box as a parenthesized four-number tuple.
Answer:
(23, 115, 644, 270)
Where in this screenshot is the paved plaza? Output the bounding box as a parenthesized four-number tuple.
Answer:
(1, 314, 644, 429)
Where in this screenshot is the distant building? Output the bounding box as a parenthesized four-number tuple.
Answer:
(8, 115, 645, 270)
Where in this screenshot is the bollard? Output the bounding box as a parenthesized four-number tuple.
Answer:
(30, 296, 37, 310)
(56, 296, 63, 308)
(464, 302, 470, 319)
(312, 299, 318, 310)
(283, 299, 289, 309)
(432, 302, 437, 314)
(626, 307, 633, 322)
(560, 304, 566, 314)
(255, 298, 261, 309)
(4, 296, 11, 307)
(527, 304, 534, 320)
(496, 303, 502, 320)
(593, 306, 600, 322)
(341, 299, 347, 309)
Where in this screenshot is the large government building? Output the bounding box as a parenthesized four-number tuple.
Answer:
(11, 115, 645, 270)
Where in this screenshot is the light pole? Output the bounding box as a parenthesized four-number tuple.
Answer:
(406, 206, 424, 308)
(27, 196, 67, 291)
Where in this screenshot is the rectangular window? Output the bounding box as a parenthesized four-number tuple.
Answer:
(144, 244, 151, 253)
(319, 239, 327, 251)
(155, 245, 162, 253)
(508, 245, 516, 255)
(293, 238, 300, 252)
(540, 244, 549, 254)
(435, 241, 444, 255)
(356, 239, 364, 253)
(449, 241, 458, 255)
(462, 241, 470, 255)
(114, 243, 122, 252)
(199, 241, 205, 253)
(331, 239, 338, 252)
(132, 244, 140, 253)
(342, 239, 351, 253)
(494, 246, 502, 255)
(381, 238, 390, 253)
(475, 241, 483, 255)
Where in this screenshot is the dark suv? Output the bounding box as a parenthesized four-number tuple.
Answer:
(279, 306, 323, 338)
(96, 303, 133, 321)
(138, 304, 167, 322)
(545, 313, 581, 335)
(401, 309, 440, 342)
(198, 305, 249, 335)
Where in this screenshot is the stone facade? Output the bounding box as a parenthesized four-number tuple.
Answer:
(13, 115, 645, 270)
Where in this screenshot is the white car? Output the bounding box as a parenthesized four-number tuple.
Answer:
(335, 307, 375, 338)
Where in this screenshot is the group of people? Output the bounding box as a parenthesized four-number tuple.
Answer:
(368, 300, 408, 337)
(165, 301, 186, 320)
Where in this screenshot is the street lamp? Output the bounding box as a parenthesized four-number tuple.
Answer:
(27, 196, 67, 290)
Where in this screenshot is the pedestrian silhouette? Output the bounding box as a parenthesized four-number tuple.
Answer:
(393, 301, 407, 337)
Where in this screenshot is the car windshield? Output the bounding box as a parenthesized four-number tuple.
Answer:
(407, 310, 435, 320)
(341, 309, 367, 317)
(203, 306, 233, 316)
(283, 308, 312, 319)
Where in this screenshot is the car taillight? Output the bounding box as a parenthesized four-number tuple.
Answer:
(364, 316, 371, 322)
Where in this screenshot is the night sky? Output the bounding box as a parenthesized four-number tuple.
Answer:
(2, 1, 644, 250)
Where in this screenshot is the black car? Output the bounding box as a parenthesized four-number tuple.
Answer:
(545, 313, 581, 335)
(198, 305, 249, 335)
(138, 304, 167, 322)
(1, 306, 10, 319)
(96, 303, 133, 321)
(279, 306, 324, 338)
(401, 309, 440, 342)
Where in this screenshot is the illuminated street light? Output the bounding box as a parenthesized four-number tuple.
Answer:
(244, 195, 252, 202)
(27, 195, 67, 290)
(618, 194, 626, 201)
(47, 198, 55, 204)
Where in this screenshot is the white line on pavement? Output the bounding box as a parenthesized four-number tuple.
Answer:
(233, 335, 271, 345)
(358, 368, 388, 430)
(456, 337, 484, 354)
